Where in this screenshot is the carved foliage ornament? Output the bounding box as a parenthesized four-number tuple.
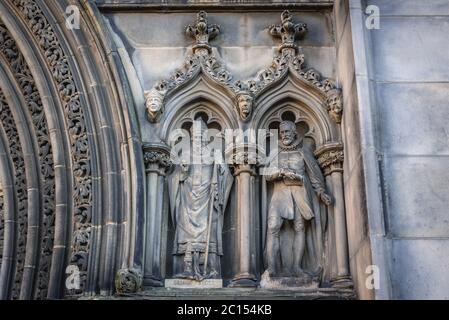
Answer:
(186, 10, 220, 55)
(144, 11, 342, 124)
(315, 144, 344, 176)
(269, 10, 308, 54)
(10, 0, 93, 295)
(143, 150, 172, 171)
(0, 21, 56, 299)
(0, 90, 28, 299)
(115, 268, 143, 295)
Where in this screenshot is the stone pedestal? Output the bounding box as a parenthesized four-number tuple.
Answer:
(165, 279, 223, 289)
(259, 271, 319, 290)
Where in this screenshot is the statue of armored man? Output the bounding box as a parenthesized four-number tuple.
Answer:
(262, 120, 332, 287)
(168, 119, 233, 281)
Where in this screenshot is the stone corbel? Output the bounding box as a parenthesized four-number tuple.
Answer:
(115, 268, 143, 295)
(326, 89, 343, 124)
(142, 143, 172, 287)
(144, 88, 165, 123)
(235, 90, 254, 122)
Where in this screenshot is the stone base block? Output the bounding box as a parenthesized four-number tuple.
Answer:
(165, 278, 223, 289)
(259, 271, 319, 290)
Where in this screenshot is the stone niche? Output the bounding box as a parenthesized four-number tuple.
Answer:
(106, 6, 352, 296)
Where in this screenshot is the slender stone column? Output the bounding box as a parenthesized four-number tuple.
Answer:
(229, 145, 257, 287)
(142, 143, 172, 287)
(316, 143, 352, 288)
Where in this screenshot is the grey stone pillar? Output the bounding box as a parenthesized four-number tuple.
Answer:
(142, 143, 172, 287)
(229, 145, 258, 287)
(316, 143, 352, 288)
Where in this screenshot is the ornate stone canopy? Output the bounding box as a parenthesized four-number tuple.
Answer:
(0, 2, 351, 300)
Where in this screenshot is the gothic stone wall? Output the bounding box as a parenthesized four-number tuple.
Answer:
(347, 0, 449, 299)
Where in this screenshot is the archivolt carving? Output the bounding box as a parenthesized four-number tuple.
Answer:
(0, 22, 57, 299)
(0, 91, 28, 299)
(0, 188, 3, 265)
(10, 0, 93, 294)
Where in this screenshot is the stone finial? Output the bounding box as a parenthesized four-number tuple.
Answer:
(269, 10, 307, 54)
(186, 11, 220, 55)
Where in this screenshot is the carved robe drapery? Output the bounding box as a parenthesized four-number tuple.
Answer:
(262, 142, 327, 276)
(168, 153, 233, 278)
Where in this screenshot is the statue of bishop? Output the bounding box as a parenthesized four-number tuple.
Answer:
(168, 119, 233, 281)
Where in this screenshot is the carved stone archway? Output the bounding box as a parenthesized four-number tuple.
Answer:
(0, 0, 139, 299)
(0, 4, 356, 299)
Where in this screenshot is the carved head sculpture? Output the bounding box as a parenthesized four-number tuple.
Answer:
(144, 89, 164, 123)
(236, 93, 254, 121)
(279, 120, 298, 147)
(326, 89, 343, 123)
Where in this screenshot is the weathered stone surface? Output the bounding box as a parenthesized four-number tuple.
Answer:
(105, 10, 336, 88)
(384, 156, 449, 238)
(371, 17, 449, 82)
(2, 0, 448, 301)
(165, 279, 223, 289)
(102, 287, 356, 300)
(368, 0, 449, 16)
(391, 239, 449, 299)
(377, 83, 449, 155)
(259, 271, 319, 290)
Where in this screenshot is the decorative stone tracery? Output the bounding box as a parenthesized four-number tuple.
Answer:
(139, 10, 351, 291)
(0, 90, 28, 299)
(9, 0, 93, 295)
(0, 21, 56, 299)
(145, 10, 343, 126)
(0, 3, 354, 299)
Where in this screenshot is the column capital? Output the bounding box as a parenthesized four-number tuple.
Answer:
(227, 143, 261, 176)
(143, 143, 172, 175)
(315, 142, 344, 176)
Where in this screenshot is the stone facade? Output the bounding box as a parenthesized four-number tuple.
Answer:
(0, 0, 446, 300)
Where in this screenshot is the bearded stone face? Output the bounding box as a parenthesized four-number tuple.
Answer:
(279, 122, 297, 146)
(326, 90, 343, 123)
(237, 94, 253, 121)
